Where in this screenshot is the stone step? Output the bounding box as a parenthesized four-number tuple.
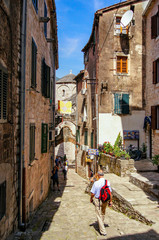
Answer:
(130, 172, 159, 199)
(105, 173, 159, 226)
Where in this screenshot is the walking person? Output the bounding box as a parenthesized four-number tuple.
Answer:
(90, 170, 112, 236)
(51, 165, 60, 191)
(63, 161, 68, 180)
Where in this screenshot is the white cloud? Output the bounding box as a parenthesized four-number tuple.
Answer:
(60, 37, 80, 58)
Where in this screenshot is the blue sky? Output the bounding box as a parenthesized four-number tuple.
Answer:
(55, 0, 123, 78)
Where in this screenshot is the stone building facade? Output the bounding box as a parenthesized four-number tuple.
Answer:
(75, 70, 97, 178)
(55, 73, 76, 163)
(82, 0, 149, 150)
(0, 0, 21, 239)
(143, 0, 159, 158)
(21, 0, 58, 226)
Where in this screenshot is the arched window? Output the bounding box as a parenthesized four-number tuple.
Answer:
(62, 89, 65, 97)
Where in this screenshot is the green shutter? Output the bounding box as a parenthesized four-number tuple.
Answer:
(41, 123, 48, 153)
(84, 130, 88, 145)
(122, 94, 129, 114)
(30, 124, 35, 163)
(31, 39, 37, 88)
(114, 93, 122, 114)
(91, 132, 94, 148)
(46, 66, 50, 98)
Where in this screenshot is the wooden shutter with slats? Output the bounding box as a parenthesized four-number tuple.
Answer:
(41, 123, 48, 153)
(151, 106, 157, 130)
(151, 15, 157, 39)
(31, 38, 37, 88)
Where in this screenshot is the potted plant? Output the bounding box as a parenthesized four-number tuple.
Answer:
(152, 155, 159, 172)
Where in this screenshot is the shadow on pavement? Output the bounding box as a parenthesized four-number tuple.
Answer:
(106, 229, 159, 240)
(25, 168, 67, 240)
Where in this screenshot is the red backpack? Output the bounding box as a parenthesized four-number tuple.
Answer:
(99, 180, 111, 203)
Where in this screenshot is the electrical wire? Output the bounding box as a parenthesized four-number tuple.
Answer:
(99, 0, 122, 55)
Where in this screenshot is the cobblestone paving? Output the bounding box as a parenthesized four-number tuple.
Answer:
(8, 168, 159, 240)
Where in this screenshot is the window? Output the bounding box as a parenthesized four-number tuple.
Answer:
(115, 16, 128, 35)
(44, 1, 47, 38)
(32, 0, 38, 13)
(84, 130, 88, 145)
(31, 38, 37, 88)
(41, 123, 48, 153)
(117, 56, 128, 74)
(91, 131, 94, 148)
(151, 105, 159, 130)
(62, 89, 65, 97)
(41, 58, 50, 98)
(29, 124, 35, 163)
(0, 181, 6, 220)
(153, 58, 159, 84)
(151, 9, 159, 39)
(0, 65, 8, 121)
(76, 127, 80, 144)
(114, 93, 129, 114)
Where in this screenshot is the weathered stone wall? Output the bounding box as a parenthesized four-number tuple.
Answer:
(145, 1, 159, 157)
(23, 0, 57, 223)
(99, 153, 136, 177)
(0, 1, 21, 239)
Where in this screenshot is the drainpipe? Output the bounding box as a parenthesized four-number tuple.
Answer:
(19, 0, 27, 230)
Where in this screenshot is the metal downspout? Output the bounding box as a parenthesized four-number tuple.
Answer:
(19, 0, 27, 229)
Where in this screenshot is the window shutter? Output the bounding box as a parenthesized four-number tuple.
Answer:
(3, 72, 8, 120)
(114, 93, 122, 114)
(91, 131, 94, 148)
(122, 94, 129, 114)
(151, 106, 157, 130)
(153, 60, 157, 84)
(31, 39, 37, 88)
(122, 57, 127, 73)
(0, 181, 6, 220)
(46, 66, 50, 98)
(84, 130, 88, 145)
(151, 15, 157, 39)
(30, 124, 35, 163)
(41, 58, 45, 95)
(117, 57, 121, 73)
(0, 70, 2, 119)
(41, 123, 48, 153)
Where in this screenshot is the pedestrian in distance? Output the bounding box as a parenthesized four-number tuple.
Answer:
(90, 170, 112, 236)
(51, 165, 60, 191)
(55, 155, 59, 166)
(63, 161, 68, 180)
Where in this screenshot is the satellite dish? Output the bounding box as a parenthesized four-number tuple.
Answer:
(120, 10, 133, 28)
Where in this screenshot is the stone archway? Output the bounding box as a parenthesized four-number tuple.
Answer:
(55, 121, 76, 164)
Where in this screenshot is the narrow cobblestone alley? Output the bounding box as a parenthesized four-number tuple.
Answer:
(8, 168, 159, 240)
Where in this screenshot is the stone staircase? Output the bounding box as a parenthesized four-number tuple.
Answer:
(104, 159, 159, 230)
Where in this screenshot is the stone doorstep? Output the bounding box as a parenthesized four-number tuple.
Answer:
(129, 173, 159, 199)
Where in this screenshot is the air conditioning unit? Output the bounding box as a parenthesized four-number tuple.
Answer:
(85, 146, 89, 152)
(49, 130, 54, 141)
(81, 89, 87, 95)
(81, 145, 85, 151)
(82, 116, 87, 122)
